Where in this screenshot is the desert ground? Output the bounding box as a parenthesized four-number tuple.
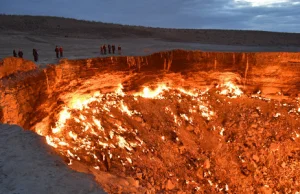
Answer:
(1, 32, 300, 68)
(1, 15, 300, 194)
(0, 124, 106, 194)
(0, 15, 300, 67)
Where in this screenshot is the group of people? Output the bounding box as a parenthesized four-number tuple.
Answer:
(100, 44, 121, 55)
(12, 44, 122, 62)
(55, 46, 64, 58)
(13, 49, 38, 62)
(13, 49, 24, 59)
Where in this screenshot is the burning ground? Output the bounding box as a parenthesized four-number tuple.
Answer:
(1, 50, 300, 193)
(34, 81, 300, 193)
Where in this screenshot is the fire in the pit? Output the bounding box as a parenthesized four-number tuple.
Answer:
(42, 83, 221, 168)
(32, 79, 300, 193)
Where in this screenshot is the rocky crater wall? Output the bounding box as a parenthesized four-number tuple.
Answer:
(1, 50, 300, 130)
(0, 57, 37, 78)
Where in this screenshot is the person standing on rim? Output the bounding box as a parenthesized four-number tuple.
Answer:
(55, 46, 59, 58)
(112, 45, 115, 54)
(118, 45, 121, 55)
(108, 44, 111, 54)
(103, 44, 107, 55)
(18, 49, 23, 58)
(32, 48, 38, 62)
(13, 49, 17, 57)
(100, 45, 104, 55)
(59, 46, 63, 57)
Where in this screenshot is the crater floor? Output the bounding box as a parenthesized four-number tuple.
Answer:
(35, 80, 300, 193)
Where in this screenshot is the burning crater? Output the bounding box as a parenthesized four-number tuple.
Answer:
(1, 50, 300, 193)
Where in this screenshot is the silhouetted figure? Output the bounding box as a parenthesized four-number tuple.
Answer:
(112, 45, 115, 54)
(13, 50, 17, 57)
(55, 46, 59, 58)
(100, 46, 104, 55)
(59, 46, 63, 57)
(118, 45, 121, 55)
(108, 44, 111, 54)
(18, 50, 23, 58)
(32, 48, 38, 62)
(103, 45, 107, 55)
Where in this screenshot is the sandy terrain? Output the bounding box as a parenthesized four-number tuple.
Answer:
(0, 124, 106, 194)
(0, 15, 300, 67)
(1, 15, 300, 47)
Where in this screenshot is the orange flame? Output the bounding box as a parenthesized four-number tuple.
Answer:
(134, 84, 169, 99)
(38, 82, 221, 172)
(219, 81, 243, 98)
(51, 107, 71, 134)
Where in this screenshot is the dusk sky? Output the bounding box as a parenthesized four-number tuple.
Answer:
(0, 0, 299, 33)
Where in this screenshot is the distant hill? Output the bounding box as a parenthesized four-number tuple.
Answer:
(0, 14, 300, 46)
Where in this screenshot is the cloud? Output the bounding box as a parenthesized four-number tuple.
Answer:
(0, 0, 299, 32)
(177, 0, 300, 32)
(234, 0, 298, 7)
